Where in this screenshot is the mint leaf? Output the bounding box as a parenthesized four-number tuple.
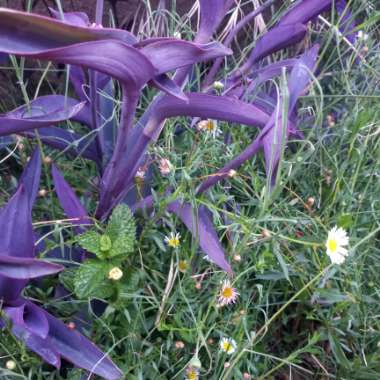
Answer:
(59, 267, 76, 293)
(77, 230, 102, 254)
(100, 234, 112, 252)
(74, 261, 114, 299)
(106, 204, 136, 256)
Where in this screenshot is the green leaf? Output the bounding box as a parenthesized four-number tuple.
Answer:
(77, 230, 103, 257)
(74, 261, 114, 299)
(328, 332, 351, 369)
(59, 267, 76, 293)
(106, 204, 136, 256)
(100, 234, 112, 252)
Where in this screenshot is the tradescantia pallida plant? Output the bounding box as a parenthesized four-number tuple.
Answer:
(0, 0, 357, 378)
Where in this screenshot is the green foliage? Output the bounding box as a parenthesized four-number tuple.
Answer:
(73, 260, 115, 299)
(77, 204, 136, 259)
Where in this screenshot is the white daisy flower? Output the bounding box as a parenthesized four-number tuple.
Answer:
(185, 366, 199, 380)
(164, 232, 181, 248)
(217, 279, 239, 306)
(219, 337, 237, 355)
(326, 226, 349, 264)
(197, 119, 222, 138)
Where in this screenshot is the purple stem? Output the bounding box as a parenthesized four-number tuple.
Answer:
(202, 0, 277, 88)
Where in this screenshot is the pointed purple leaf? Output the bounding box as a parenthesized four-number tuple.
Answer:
(236, 23, 307, 76)
(44, 310, 123, 379)
(279, 0, 332, 26)
(0, 256, 63, 280)
(141, 40, 232, 74)
(0, 185, 34, 301)
(19, 148, 41, 206)
(167, 201, 232, 273)
(196, 0, 234, 43)
(51, 164, 92, 227)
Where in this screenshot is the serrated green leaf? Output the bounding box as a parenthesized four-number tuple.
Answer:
(100, 234, 112, 252)
(74, 261, 114, 299)
(59, 267, 76, 293)
(106, 204, 136, 256)
(77, 230, 104, 257)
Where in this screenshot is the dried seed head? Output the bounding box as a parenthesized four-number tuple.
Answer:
(233, 254, 241, 262)
(261, 229, 271, 238)
(207, 338, 214, 345)
(243, 373, 251, 380)
(327, 114, 335, 127)
(6, 360, 16, 370)
(306, 197, 315, 207)
(158, 158, 173, 176)
(67, 321, 76, 330)
(43, 156, 52, 165)
(175, 340, 185, 349)
(224, 362, 231, 369)
(195, 281, 202, 290)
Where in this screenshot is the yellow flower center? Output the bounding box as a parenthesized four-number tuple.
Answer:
(328, 239, 338, 252)
(178, 260, 188, 272)
(168, 237, 180, 248)
(205, 120, 215, 131)
(221, 287, 234, 299)
(222, 342, 232, 352)
(187, 369, 198, 380)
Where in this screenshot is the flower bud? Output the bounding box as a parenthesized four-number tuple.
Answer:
(175, 341, 185, 349)
(6, 360, 16, 370)
(108, 267, 123, 281)
(38, 189, 47, 197)
(213, 81, 225, 91)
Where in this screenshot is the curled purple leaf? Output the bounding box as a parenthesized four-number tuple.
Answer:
(0, 256, 63, 280)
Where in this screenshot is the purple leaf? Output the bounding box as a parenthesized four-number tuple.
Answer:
(43, 310, 123, 379)
(4, 301, 49, 339)
(4, 301, 123, 379)
(0, 185, 34, 301)
(0, 256, 63, 280)
(288, 45, 319, 112)
(0, 8, 137, 49)
(167, 201, 232, 273)
(0, 39, 155, 89)
(235, 23, 307, 77)
(19, 148, 41, 206)
(49, 8, 90, 27)
(141, 40, 232, 74)
(278, 0, 332, 26)
(151, 74, 188, 101)
(51, 164, 92, 227)
(22, 127, 100, 163)
(196, 0, 234, 43)
(1, 96, 86, 136)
